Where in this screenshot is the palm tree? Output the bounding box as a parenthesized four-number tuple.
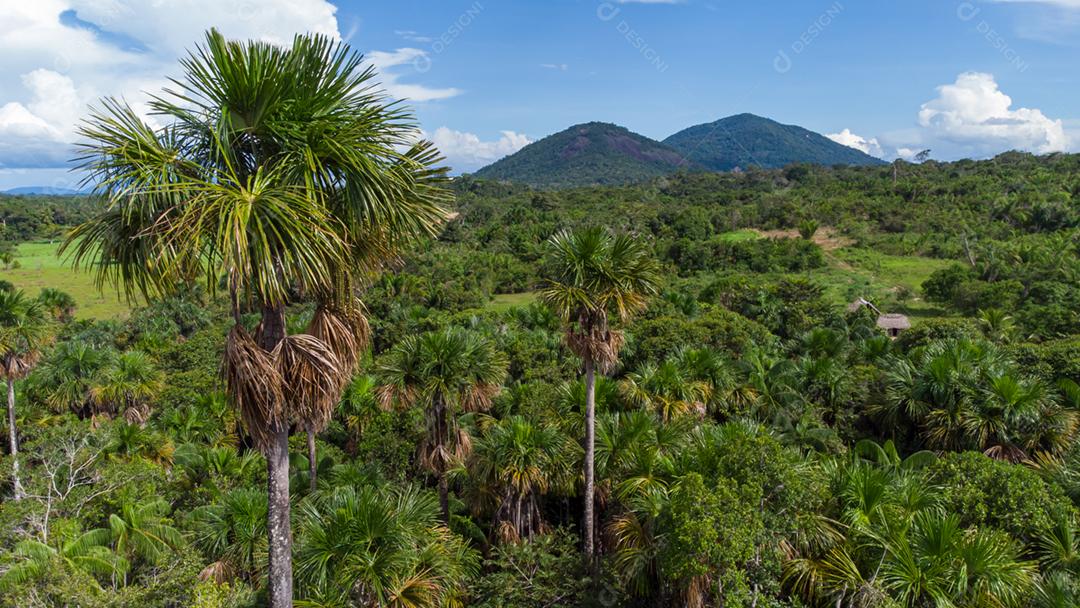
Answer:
(336, 374, 380, 457)
(91, 350, 164, 424)
(66, 30, 449, 606)
(34, 341, 110, 417)
(107, 498, 184, 584)
(467, 415, 574, 542)
(294, 484, 478, 607)
(378, 327, 507, 522)
(619, 360, 711, 422)
(0, 289, 49, 499)
(540, 226, 661, 559)
(191, 488, 268, 585)
(37, 288, 76, 323)
(0, 526, 128, 591)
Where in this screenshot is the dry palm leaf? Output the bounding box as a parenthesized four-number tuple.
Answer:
(305, 303, 369, 379)
(273, 333, 343, 435)
(567, 325, 624, 373)
(224, 325, 285, 452)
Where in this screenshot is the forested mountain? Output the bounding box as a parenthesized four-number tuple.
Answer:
(473, 114, 886, 189)
(663, 113, 887, 171)
(472, 122, 691, 188)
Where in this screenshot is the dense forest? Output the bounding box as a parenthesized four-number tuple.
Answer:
(3, 31, 1080, 608)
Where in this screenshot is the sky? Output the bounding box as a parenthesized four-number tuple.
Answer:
(0, 0, 1078, 189)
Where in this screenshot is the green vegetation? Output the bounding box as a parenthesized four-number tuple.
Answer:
(2, 241, 129, 320)
(474, 122, 691, 189)
(2, 28, 1080, 608)
(663, 113, 886, 171)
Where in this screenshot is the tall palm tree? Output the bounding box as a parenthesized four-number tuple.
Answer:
(65, 30, 449, 607)
(540, 226, 661, 559)
(0, 289, 49, 500)
(378, 327, 507, 522)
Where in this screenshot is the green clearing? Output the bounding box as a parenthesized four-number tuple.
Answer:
(2, 240, 130, 320)
(716, 229, 762, 242)
(487, 291, 538, 311)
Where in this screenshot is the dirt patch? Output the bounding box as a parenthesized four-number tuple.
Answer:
(751, 226, 854, 251)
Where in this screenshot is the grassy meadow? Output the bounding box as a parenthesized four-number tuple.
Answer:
(2, 240, 130, 320)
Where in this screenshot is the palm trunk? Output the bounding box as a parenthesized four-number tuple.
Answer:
(7, 378, 23, 500)
(307, 426, 317, 493)
(583, 357, 596, 560)
(438, 472, 450, 525)
(266, 426, 292, 607)
(435, 393, 450, 524)
(259, 306, 292, 608)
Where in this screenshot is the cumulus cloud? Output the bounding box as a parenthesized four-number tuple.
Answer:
(826, 128, 883, 158)
(366, 48, 463, 102)
(0, 0, 342, 170)
(423, 127, 532, 173)
(917, 72, 1069, 155)
(0, 1, 460, 177)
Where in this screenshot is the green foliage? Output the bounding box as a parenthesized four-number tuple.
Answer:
(931, 452, 1076, 544)
(474, 122, 689, 189)
(470, 529, 589, 608)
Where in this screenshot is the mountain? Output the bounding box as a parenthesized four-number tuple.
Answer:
(662, 113, 886, 171)
(3, 186, 84, 196)
(473, 122, 691, 189)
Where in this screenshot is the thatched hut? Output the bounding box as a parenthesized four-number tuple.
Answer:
(877, 313, 911, 338)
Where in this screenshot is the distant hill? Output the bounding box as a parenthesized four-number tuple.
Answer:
(662, 113, 886, 171)
(473, 122, 691, 189)
(3, 186, 84, 196)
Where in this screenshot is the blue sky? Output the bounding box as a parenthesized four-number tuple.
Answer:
(1, 0, 1078, 189)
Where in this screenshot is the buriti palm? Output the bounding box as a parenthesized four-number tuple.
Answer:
(66, 30, 450, 607)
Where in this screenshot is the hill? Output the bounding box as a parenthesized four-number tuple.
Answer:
(662, 113, 886, 171)
(473, 122, 690, 188)
(3, 186, 84, 195)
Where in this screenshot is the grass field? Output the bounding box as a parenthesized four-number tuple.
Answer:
(5, 236, 956, 326)
(2, 241, 130, 320)
(487, 291, 538, 311)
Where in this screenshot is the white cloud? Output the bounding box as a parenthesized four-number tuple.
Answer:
(917, 72, 1069, 155)
(394, 29, 432, 43)
(540, 63, 569, 71)
(0, 2, 460, 177)
(837, 73, 1073, 161)
(826, 128, 883, 158)
(0, 0, 342, 170)
(423, 127, 531, 173)
(365, 48, 463, 102)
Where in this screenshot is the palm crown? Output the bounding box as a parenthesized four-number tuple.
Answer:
(540, 227, 661, 370)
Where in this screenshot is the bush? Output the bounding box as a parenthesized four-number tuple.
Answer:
(930, 451, 1076, 544)
(471, 529, 589, 608)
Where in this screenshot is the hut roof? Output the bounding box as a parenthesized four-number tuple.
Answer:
(876, 313, 911, 330)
